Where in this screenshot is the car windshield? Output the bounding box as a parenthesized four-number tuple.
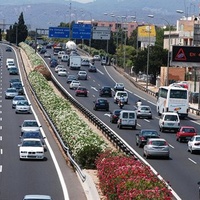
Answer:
(23, 132, 41, 138)
(195, 137, 200, 141)
(182, 128, 195, 133)
(23, 121, 38, 127)
(17, 101, 29, 106)
(141, 106, 150, 111)
(7, 88, 17, 92)
(151, 141, 166, 146)
(118, 92, 127, 96)
(142, 131, 158, 136)
(164, 115, 178, 121)
(98, 99, 106, 103)
(22, 140, 42, 147)
(14, 96, 25, 100)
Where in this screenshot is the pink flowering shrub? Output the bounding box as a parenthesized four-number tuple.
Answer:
(95, 150, 172, 200)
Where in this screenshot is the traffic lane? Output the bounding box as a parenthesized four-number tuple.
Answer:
(44, 51, 200, 198)
(0, 47, 67, 200)
(21, 50, 87, 200)
(0, 91, 65, 200)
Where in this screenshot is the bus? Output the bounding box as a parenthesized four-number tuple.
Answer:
(156, 86, 189, 118)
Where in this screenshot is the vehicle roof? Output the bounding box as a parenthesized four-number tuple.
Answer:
(120, 110, 135, 113)
(148, 138, 166, 142)
(22, 138, 41, 141)
(159, 86, 187, 90)
(162, 112, 179, 115)
(180, 126, 195, 128)
(23, 194, 51, 199)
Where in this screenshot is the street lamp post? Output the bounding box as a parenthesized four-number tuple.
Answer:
(146, 15, 154, 90)
(162, 18, 171, 86)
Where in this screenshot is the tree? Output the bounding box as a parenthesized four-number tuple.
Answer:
(6, 12, 28, 44)
(17, 12, 28, 44)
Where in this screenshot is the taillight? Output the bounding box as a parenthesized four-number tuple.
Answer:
(140, 136, 145, 141)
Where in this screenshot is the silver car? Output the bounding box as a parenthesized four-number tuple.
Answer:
(20, 120, 41, 134)
(136, 105, 152, 119)
(15, 100, 31, 114)
(12, 95, 26, 108)
(5, 88, 18, 99)
(143, 138, 170, 159)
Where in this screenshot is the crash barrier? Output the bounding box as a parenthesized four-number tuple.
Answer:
(18, 47, 180, 200)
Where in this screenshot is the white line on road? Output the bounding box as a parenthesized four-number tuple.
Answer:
(155, 116, 160, 120)
(97, 69, 104, 75)
(137, 123, 141, 127)
(0, 166, 2, 172)
(0, 149, 2, 154)
(93, 79, 96, 82)
(169, 144, 175, 149)
(188, 158, 197, 164)
(0, 136, 2, 141)
(144, 119, 150, 122)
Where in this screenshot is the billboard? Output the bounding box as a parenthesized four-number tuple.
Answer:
(92, 26, 111, 40)
(171, 45, 200, 67)
(137, 25, 156, 43)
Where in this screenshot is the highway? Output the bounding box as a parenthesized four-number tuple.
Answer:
(42, 48, 200, 200)
(0, 44, 87, 200)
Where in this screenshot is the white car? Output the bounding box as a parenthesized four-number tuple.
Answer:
(18, 138, 44, 160)
(114, 83, 124, 91)
(159, 112, 180, 132)
(5, 88, 18, 99)
(188, 135, 200, 154)
(55, 64, 65, 73)
(114, 91, 128, 104)
(20, 120, 41, 134)
(57, 51, 66, 58)
(58, 68, 67, 76)
(15, 100, 31, 114)
(77, 70, 87, 80)
(69, 80, 80, 89)
(93, 55, 101, 61)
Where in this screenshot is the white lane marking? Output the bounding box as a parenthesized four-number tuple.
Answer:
(0, 118, 2, 121)
(0, 166, 2, 172)
(137, 123, 141, 127)
(98, 83, 101, 87)
(0, 149, 2, 154)
(144, 119, 150, 122)
(169, 144, 174, 149)
(92, 94, 96, 98)
(104, 113, 111, 117)
(97, 69, 104, 75)
(190, 120, 200, 126)
(0, 136, 2, 140)
(147, 100, 156, 106)
(91, 86, 98, 91)
(155, 116, 160, 120)
(104, 66, 132, 93)
(93, 79, 96, 82)
(188, 158, 197, 164)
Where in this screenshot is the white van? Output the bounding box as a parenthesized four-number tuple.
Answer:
(6, 58, 15, 67)
(117, 110, 137, 129)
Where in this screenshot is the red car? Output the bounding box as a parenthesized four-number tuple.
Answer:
(75, 86, 88, 97)
(176, 126, 197, 142)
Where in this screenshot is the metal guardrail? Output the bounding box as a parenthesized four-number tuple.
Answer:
(18, 46, 181, 199)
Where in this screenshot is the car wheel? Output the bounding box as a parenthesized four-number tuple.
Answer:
(118, 124, 122, 129)
(146, 154, 149, 159)
(178, 137, 182, 143)
(191, 149, 194, 154)
(161, 127, 164, 133)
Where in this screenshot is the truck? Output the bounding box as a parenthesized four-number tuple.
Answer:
(69, 55, 81, 70)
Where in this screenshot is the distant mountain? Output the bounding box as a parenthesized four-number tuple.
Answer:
(0, 0, 196, 30)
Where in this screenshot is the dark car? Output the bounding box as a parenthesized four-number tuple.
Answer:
(75, 86, 88, 97)
(50, 58, 58, 68)
(88, 64, 97, 72)
(99, 86, 112, 97)
(11, 81, 24, 95)
(136, 129, 160, 148)
(10, 78, 21, 87)
(110, 109, 122, 123)
(9, 66, 18, 75)
(6, 47, 12, 52)
(39, 48, 46, 54)
(66, 75, 77, 83)
(93, 98, 109, 111)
